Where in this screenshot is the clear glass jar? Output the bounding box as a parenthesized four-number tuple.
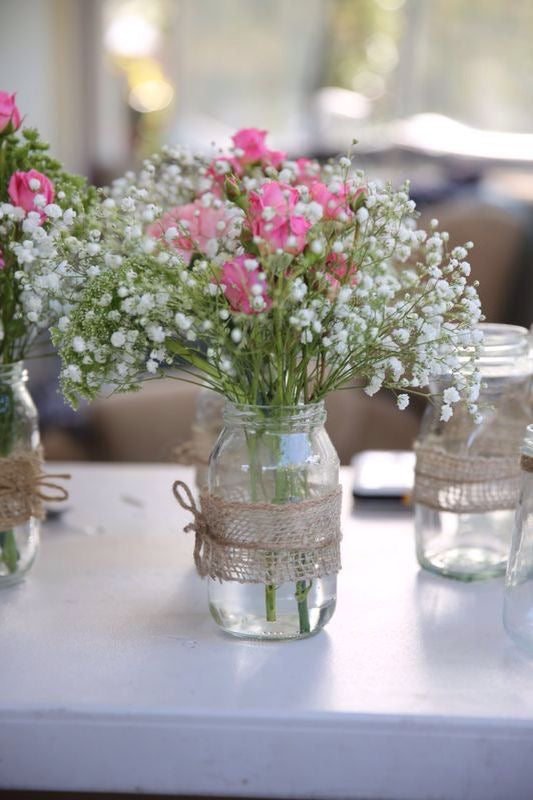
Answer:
(193, 388, 224, 490)
(414, 324, 532, 581)
(503, 424, 533, 652)
(207, 402, 340, 639)
(0, 362, 40, 586)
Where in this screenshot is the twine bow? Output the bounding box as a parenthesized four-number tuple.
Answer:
(0, 448, 70, 528)
(172, 479, 208, 575)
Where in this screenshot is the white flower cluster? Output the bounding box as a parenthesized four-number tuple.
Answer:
(33, 140, 483, 412)
(0, 196, 85, 353)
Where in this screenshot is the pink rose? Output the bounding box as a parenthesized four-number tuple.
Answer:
(147, 199, 227, 264)
(232, 128, 286, 169)
(0, 91, 21, 134)
(219, 254, 271, 314)
(309, 180, 352, 221)
(8, 169, 54, 220)
(248, 181, 310, 254)
(294, 157, 320, 187)
(324, 252, 357, 292)
(0, 250, 4, 269)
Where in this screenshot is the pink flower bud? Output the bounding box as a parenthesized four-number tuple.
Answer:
(7, 169, 54, 221)
(0, 91, 21, 134)
(220, 254, 271, 315)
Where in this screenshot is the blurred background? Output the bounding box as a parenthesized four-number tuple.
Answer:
(1, 0, 532, 464)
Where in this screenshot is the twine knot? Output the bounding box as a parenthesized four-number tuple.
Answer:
(0, 447, 70, 529)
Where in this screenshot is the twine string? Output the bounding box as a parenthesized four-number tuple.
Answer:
(173, 479, 208, 574)
(0, 448, 70, 529)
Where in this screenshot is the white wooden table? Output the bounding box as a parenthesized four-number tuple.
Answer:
(1, 463, 532, 800)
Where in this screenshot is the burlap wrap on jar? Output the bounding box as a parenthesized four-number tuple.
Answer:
(414, 434, 522, 514)
(173, 480, 342, 584)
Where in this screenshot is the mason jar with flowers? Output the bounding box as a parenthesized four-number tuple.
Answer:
(36, 128, 483, 638)
(0, 90, 89, 584)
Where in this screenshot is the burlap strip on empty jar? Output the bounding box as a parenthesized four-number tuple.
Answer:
(414, 441, 521, 513)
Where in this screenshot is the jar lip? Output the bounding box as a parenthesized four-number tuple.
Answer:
(226, 401, 325, 413)
(477, 322, 529, 349)
(223, 400, 326, 426)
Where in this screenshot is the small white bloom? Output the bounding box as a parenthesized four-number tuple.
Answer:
(72, 336, 86, 353)
(440, 404, 453, 422)
(65, 365, 82, 383)
(443, 387, 460, 404)
(231, 328, 242, 343)
(111, 331, 126, 347)
(397, 394, 410, 410)
(44, 203, 62, 219)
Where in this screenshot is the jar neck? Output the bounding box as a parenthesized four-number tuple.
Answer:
(476, 323, 531, 378)
(223, 401, 326, 432)
(0, 362, 27, 388)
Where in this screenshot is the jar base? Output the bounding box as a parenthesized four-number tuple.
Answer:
(209, 598, 336, 640)
(0, 571, 28, 588)
(418, 546, 506, 581)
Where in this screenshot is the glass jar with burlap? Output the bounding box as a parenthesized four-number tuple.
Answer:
(0, 363, 42, 585)
(0, 363, 69, 587)
(414, 324, 532, 581)
(174, 401, 341, 639)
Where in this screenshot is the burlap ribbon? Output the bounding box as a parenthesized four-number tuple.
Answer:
(0, 447, 70, 529)
(521, 454, 533, 473)
(173, 480, 342, 584)
(414, 442, 521, 513)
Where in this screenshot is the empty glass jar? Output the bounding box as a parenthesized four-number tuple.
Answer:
(414, 324, 532, 581)
(503, 424, 533, 653)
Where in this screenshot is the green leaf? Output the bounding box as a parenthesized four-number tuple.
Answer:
(165, 338, 220, 379)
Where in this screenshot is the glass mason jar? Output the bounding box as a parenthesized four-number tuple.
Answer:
(0, 362, 40, 586)
(414, 324, 532, 581)
(207, 402, 340, 639)
(503, 424, 533, 653)
(193, 388, 224, 490)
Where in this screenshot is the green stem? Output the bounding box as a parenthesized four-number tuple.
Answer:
(295, 580, 311, 634)
(265, 583, 277, 622)
(0, 531, 18, 573)
(0, 380, 18, 574)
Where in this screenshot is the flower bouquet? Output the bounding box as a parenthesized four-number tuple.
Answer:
(33, 127, 482, 636)
(0, 90, 87, 583)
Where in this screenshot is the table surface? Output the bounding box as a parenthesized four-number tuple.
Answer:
(1, 463, 533, 800)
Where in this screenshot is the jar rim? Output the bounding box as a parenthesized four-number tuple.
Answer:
(223, 400, 326, 427)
